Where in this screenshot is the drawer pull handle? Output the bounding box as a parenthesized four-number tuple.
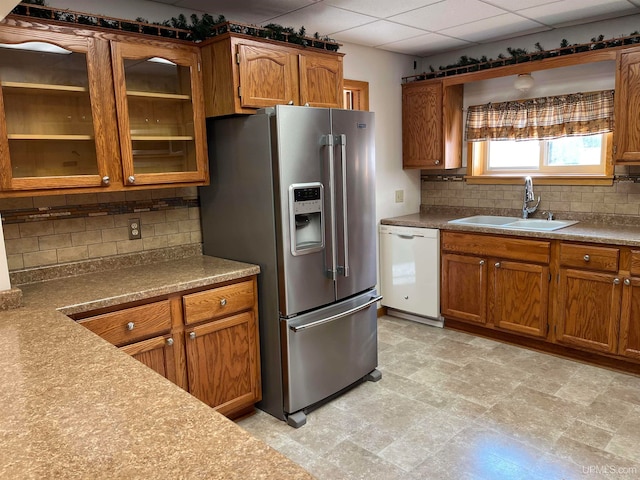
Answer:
(614, 278, 620, 285)
(127, 322, 135, 331)
(479, 260, 485, 265)
(220, 298, 227, 307)
(495, 262, 501, 268)
(583, 254, 590, 262)
(189, 332, 196, 340)
(166, 338, 174, 346)
(624, 278, 631, 286)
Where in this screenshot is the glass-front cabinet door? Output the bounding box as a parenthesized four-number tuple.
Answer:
(0, 28, 112, 191)
(111, 41, 208, 186)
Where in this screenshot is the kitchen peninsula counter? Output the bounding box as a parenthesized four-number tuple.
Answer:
(0, 255, 314, 480)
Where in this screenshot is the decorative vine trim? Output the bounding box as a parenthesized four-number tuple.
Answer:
(9, 1, 341, 51)
(403, 33, 640, 83)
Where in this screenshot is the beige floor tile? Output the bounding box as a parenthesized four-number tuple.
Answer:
(560, 420, 614, 450)
(605, 405, 640, 463)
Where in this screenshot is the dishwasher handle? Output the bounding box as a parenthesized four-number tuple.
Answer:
(395, 233, 424, 239)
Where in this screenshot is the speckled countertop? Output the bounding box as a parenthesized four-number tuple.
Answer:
(0, 255, 314, 480)
(382, 212, 640, 246)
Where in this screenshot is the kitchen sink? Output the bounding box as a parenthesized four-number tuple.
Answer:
(448, 215, 578, 231)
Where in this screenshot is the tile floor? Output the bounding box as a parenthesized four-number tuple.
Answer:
(238, 316, 640, 480)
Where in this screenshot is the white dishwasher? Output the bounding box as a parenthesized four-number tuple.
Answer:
(379, 224, 442, 327)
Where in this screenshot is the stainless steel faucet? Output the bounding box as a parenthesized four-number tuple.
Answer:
(522, 176, 540, 218)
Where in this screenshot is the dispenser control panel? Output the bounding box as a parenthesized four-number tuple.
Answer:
(289, 183, 324, 256)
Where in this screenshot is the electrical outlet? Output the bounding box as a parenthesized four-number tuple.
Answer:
(395, 189, 404, 203)
(128, 218, 141, 240)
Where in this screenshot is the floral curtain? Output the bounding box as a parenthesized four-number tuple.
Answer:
(465, 90, 614, 141)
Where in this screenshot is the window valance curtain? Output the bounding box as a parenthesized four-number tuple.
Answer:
(465, 90, 614, 142)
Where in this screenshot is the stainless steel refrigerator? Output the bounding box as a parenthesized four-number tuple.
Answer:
(199, 105, 380, 427)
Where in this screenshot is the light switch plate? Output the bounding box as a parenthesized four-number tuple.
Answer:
(395, 190, 404, 203)
(129, 218, 141, 240)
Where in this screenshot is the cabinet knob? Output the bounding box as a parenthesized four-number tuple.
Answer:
(127, 175, 136, 184)
(166, 337, 174, 346)
(127, 322, 135, 331)
(614, 278, 620, 285)
(220, 298, 227, 307)
(495, 262, 501, 268)
(102, 176, 110, 186)
(479, 260, 485, 265)
(434, 160, 440, 165)
(624, 278, 631, 286)
(583, 254, 590, 262)
(189, 332, 196, 340)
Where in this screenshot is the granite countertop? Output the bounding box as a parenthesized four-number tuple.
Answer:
(0, 255, 314, 480)
(381, 212, 640, 247)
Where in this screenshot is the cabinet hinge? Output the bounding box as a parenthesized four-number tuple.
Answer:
(546, 323, 550, 335)
(236, 53, 240, 64)
(238, 86, 241, 98)
(548, 273, 552, 282)
(557, 273, 560, 283)
(197, 62, 201, 72)
(613, 144, 617, 155)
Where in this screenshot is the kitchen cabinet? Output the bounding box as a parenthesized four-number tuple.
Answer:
(182, 280, 261, 417)
(619, 254, 640, 359)
(75, 276, 260, 419)
(441, 232, 550, 337)
(401, 80, 463, 169)
(0, 25, 117, 191)
(614, 47, 640, 163)
(556, 243, 621, 354)
(111, 40, 208, 187)
(200, 34, 344, 117)
(0, 19, 209, 196)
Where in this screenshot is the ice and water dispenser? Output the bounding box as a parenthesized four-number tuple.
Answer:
(289, 183, 324, 255)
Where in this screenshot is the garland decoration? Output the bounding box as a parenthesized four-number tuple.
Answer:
(9, 0, 340, 51)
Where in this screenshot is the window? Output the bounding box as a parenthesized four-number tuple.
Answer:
(473, 133, 609, 176)
(466, 90, 613, 183)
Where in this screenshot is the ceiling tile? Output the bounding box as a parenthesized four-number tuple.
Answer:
(439, 13, 547, 43)
(268, 3, 377, 36)
(332, 20, 428, 47)
(323, 0, 441, 18)
(378, 32, 472, 56)
(389, 0, 507, 32)
(481, 0, 564, 11)
(519, 0, 638, 26)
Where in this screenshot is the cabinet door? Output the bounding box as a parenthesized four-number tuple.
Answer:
(492, 260, 549, 337)
(557, 268, 621, 353)
(185, 312, 260, 417)
(402, 81, 442, 169)
(0, 29, 114, 191)
(441, 253, 487, 324)
(619, 276, 640, 359)
(111, 41, 208, 186)
(298, 53, 343, 108)
(615, 49, 640, 163)
(120, 334, 177, 384)
(237, 43, 296, 108)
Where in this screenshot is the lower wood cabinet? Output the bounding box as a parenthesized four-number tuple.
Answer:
(441, 231, 640, 368)
(75, 275, 260, 419)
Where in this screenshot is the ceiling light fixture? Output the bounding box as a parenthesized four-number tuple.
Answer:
(514, 73, 535, 93)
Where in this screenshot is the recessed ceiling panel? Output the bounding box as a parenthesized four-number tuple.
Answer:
(332, 21, 429, 47)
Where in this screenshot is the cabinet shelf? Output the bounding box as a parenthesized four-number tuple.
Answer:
(127, 90, 191, 100)
(131, 135, 193, 141)
(8, 134, 94, 140)
(1, 81, 88, 93)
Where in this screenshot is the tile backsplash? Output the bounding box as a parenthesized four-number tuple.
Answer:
(421, 174, 640, 222)
(1, 187, 201, 271)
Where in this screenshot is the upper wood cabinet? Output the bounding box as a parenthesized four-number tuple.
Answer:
(200, 34, 344, 117)
(402, 80, 463, 169)
(111, 40, 208, 187)
(614, 48, 640, 163)
(0, 25, 117, 191)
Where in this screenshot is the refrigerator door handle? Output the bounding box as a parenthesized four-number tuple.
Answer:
(337, 134, 350, 277)
(322, 134, 338, 281)
(290, 295, 382, 332)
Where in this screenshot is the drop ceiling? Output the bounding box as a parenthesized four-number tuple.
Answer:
(149, 0, 640, 56)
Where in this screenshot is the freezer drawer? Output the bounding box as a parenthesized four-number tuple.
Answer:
(282, 290, 380, 414)
(379, 225, 440, 319)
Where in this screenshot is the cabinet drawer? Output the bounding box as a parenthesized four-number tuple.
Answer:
(183, 280, 255, 325)
(559, 243, 619, 272)
(78, 300, 172, 346)
(441, 232, 550, 264)
(631, 250, 640, 276)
